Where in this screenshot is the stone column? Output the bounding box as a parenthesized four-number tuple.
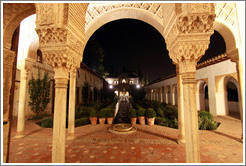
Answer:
(180, 61, 200, 163)
(236, 60, 243, 141)
(172, 85, 176, 105)
(160, 88, 163, 103)
(165, 86, 169, 104)
(52, 67, 69, 163)
(3, 48, 16, 163)
(67, 70, 76, 140)
(16, 68, 29, 137)
(228, 49, 244, 141)
(176, 65, 185, 144)
(35, 3, 88, 163)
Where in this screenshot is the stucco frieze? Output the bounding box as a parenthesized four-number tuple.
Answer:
(177, 14, 215, 34)
(36, 27, 68, 45)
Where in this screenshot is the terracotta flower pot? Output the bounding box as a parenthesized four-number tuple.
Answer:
(90, 117, 97, 125)
(99, 118, 106, 125)
(147, 117, 155, 125)
(107, 117, 114, 124)
(130, 117, 137, 125)
(138, 116, 145, 125)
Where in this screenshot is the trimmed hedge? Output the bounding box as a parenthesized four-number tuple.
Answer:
(36, 117, 53, 128)
(128, 109, 137, 118)
(75, 117, 90, 127)
(155, 117, 178, 129)
(146, 108, 156, 118)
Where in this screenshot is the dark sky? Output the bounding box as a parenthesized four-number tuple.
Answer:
(83, 19, 226, 82)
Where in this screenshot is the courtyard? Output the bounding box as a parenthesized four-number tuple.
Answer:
(9, 116, 243, 163)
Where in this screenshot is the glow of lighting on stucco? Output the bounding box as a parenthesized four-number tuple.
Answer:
(136, 84, 140, 89)
(109, 85, 113, 89)
(17, 14, 38, 62)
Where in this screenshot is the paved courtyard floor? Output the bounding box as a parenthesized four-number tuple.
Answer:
(8, 116, 243, 163)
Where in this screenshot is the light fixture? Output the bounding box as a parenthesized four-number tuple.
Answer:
(136, 84, 140, 89)
(109, 85, 113, 89)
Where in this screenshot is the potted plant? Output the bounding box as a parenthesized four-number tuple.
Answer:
(137, 108, 146, 125)
(98, 109, 107, 124)
(89, 109, 98, 125)
(129, 109, 137, 125)
(146, 108, 156, 125)
(106, 109, 114, 125)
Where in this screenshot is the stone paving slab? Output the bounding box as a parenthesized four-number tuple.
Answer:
(8, 116, 243, 163)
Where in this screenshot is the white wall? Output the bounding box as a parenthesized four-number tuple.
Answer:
(146, 59, 238, 116)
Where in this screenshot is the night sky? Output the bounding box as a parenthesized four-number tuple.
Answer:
(83, 19, 226, 82)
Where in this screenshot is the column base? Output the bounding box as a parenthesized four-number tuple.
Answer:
(177, 135, 185, 144)
(66, 133, 75, 140)
(14, 132, 25, 139)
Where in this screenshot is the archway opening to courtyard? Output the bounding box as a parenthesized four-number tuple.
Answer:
(226, 79, 240, 119)
(82, 18, 174, 124)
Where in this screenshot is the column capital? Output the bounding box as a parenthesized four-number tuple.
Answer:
(69, 69, 77, 79)
(54, 67, 69, 88)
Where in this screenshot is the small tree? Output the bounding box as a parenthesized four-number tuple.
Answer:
(28, 70, 51, 117)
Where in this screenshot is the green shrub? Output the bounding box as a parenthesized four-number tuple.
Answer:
(89, 108, 98, 117)
(129, 109, 137, 118)
(160, 102, 167, 108)
(28, 70, 51, 117)
(163, 106, 178, 120)
(198, 116, 220, 130)
(36, 117, 53, 128)
(106, 109, 114, 117)
(75, 106, 95, 119)
(146, 108, 156, 118)
(155, 117, 172, 127)
(28, 113, 49, 120)
(150, 101, 161, 111)
(98, 109, 107, 118)
(198, 111, 213, 121)
(156, 108, 164, 117)
(137, 108, 146, 117)
(75, 117, 90, 127)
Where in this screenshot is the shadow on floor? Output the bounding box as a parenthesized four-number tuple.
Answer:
(137, 128, 178, 144)
(209, 130, 242, 143)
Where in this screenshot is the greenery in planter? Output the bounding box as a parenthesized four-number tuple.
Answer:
(89, 108, 98, 117)
(28, 70, 51, 117)
(75, 117, 90, 127)
(146, 108, 156, 118)
(98, 109, 107, 118)
(137, 108, 146, 117)
(128, 109, 137, 118)
(106, 109, 114, 117)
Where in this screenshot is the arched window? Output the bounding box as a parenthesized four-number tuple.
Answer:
(37, 49, 43, 63)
